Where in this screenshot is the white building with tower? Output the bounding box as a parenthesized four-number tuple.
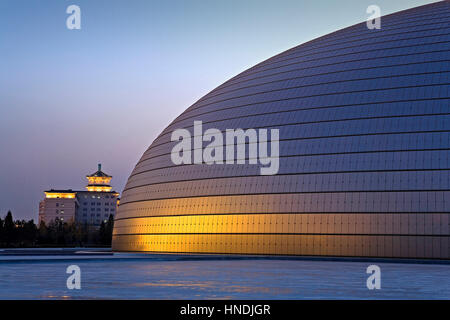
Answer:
(38, 164, 119, 227)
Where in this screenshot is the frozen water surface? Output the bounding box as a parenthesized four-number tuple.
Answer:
(0, 249, 448, 299)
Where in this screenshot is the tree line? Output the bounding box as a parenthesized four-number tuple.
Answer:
(0, 211, 114, 248)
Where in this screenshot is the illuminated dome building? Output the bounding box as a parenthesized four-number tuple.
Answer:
(113, 2, 450, 259)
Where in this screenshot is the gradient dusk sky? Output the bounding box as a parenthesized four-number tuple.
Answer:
(0, 0, 439, 220)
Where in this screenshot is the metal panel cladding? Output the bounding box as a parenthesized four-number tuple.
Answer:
(113, 2, 450, 259)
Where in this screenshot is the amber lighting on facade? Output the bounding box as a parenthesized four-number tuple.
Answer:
(85, 164, 113, 193)
(87, 177, 111, 186)
(45, 192, 76, 199)
(86, 186, 113, 192)
(112, 2, 450, 259)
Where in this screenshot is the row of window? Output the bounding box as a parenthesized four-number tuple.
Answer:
(148, 112, 450, 155)
(171, 37, 450, 130)
(176, 73, 450, 127)
(82, 208, 115, 212)
(149, 113, 450, 161)
(117, 191, 450, 218)
(82, 202, 115, 206)
(153, 98, 450, 154)
(112, 234, 449, 259)
(138, 130, 450, 172)
(113, 213, 449, 236)
(224, 22, 450, 87)
(250, 6, 449, 55)
(231, 9, 450, 74)
(80, 194, 116, 199)
(198, 60, 448, 107)
(128, 150, 450, 187)
(79, 217, 109, 224)
(122, 171, 450, 203)
(82, 213, 110, 218)
(210, 47, 450, 101)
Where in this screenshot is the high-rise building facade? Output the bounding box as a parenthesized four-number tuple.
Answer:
(113, 2, 450, 259)
(39, 164, 119, 226)
(38, 190, 77, 225)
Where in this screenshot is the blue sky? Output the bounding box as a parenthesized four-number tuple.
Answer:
(0, 0, 440, 220)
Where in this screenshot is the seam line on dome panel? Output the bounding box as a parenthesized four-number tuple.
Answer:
(168, 38, 450, 133)
(198, 32, 450, 108)
(134, 147, 450, 174)
(163, 41, 449, 139)
(122, 168, 450, 193)
(245, 25, 450, 78)
(113, 211, 450, 222)
(169, 66, 450, 123)
(161, 88, 450, 145)
(214, 54, 450, 103)
(138, 111, 450, 165)
(136, 129, 450, 175)
(118, 189, 450, 206)
(142, 118, 450, 164)
(150, 84, 450, 153)
(131, 147, 450, 179)
(227, 23, 450, 85)
(247, 10, 450, 71)
(245, 5, 450, 69)
(208, 28, 450, 98)
(112, 233, 450, 237)
(172, 47, 450, 132)
(175, 41, 450, 125)
(198, 58, 450, 105)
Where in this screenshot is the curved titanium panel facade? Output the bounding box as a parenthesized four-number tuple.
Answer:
(113, 2, 450, 259)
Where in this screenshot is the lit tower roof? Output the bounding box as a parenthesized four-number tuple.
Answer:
(86, 164, 113, 192)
